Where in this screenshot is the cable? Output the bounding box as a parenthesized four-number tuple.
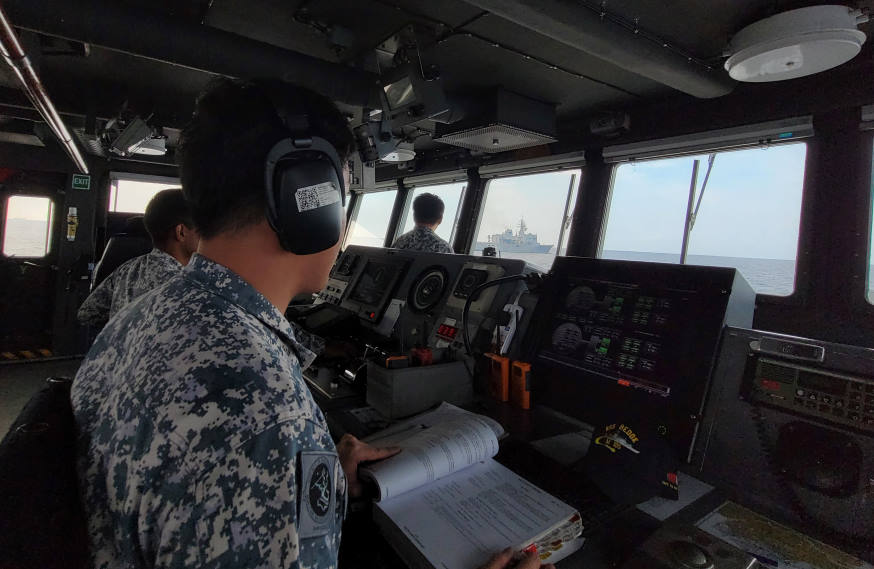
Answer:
(462, 274, 529, 356)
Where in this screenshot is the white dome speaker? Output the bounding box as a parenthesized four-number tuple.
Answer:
(725, 5, 868, 82)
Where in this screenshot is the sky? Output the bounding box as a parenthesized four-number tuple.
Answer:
(6, 142, 871, 285)
(5, 195, 52, 221)
(109, 179, 180, 213)
(475, 170, 580, 247)
(603, 143, 808, 260)
(347, 144, 810, 262)
(346, 171, 580, 250)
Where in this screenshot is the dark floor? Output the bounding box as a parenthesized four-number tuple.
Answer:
(0, 358, 82, 439)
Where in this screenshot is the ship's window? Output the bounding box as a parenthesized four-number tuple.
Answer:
(2, 195, 54, 258)
(345, 190, 397, 248)
(600, 143, 807, 296)
(398, 182, 466, 245)
(472, 170, 581, 271)
(108, 173, 180, 214)
(868, 146, 874, 304)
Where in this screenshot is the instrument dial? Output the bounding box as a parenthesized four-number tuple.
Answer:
(552, 323, 584, 354)
(565, 286, 596, 312)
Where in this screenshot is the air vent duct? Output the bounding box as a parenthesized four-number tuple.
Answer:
(434, 89, 556, 153)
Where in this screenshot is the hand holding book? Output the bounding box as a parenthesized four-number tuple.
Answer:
(360, 404, 584, 569)
(335, 433, 400, 497)
(480, 548, 556, 569)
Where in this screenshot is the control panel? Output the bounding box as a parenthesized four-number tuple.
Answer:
(315, 278, 348, 306)
(697, 328, 874, 541)
(309, 246, 532, 353)
(747, 357, 874, 431)
(426, 261, 513, 352)
(532, 257, 756, 459)
(539, 279, 689, 397)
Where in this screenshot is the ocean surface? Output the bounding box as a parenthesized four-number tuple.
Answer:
(6, 221, 874, 301)
(491, 249, 874, 301)
(3, 219, 50, 257)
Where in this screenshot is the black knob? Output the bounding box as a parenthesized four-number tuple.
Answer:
(668, 540, 714, 569)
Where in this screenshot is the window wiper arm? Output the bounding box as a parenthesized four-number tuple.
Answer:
(690, 153, 716, 230)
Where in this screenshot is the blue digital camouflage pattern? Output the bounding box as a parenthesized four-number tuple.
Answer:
(77, 248, 182, 326)
(72, 253, 345, 569)
(391, 225, 453, 254)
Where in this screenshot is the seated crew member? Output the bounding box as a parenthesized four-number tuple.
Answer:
(391, 192, 454, 253)
(71, 78, 549, 569)
(76, 188, 199, 326)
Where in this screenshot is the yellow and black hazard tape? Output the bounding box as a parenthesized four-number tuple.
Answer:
(1, 348, 54, 361)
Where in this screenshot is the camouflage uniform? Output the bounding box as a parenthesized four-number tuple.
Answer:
(77, 248, 182, 326)
(72, 253, 345, 569)
(391, 225, 453, 254)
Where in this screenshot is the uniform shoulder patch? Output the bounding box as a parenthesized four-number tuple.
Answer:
(300, 451, 337, 538)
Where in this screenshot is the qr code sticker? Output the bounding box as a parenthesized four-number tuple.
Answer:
(295, 181, 340, 212)
(297, 188, 320, 211)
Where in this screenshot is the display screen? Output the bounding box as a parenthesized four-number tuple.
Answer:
(537, 276, 697, 397)
(453, 268, 489, 299)
(383, 77, 416, 110)
(798, 371, 848, 396)
(344, 258, 409, 323)
(349, 261, 400, 305)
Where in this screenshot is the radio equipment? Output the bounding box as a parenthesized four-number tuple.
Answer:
(745, 357, 874, 432)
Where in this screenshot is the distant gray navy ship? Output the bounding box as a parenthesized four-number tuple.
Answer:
(478, 219, 553, 253)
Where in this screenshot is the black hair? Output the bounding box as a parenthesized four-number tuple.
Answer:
(412, 193, 445, 225)
(143, 188, 193, 246)
(177, 77, 355, 239)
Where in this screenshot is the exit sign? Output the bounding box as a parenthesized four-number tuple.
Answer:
(71, 174, 90, 190)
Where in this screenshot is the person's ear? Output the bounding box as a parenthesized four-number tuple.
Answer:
(174, 223, 186, 243)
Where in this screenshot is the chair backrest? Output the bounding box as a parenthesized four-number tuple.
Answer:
(92, 234, 152, 290)
(0, 377, 89, 569)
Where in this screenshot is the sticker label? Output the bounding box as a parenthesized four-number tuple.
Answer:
(71, 174, 90, 190)
(300, 451, 337, 539)
(295, 181, 340, 213)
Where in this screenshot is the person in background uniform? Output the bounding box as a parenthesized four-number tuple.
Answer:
(76, 188, 199, 326)
(391, 192, 454, 253)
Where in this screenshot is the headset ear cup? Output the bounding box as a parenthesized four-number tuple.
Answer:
(265, 138, 345, 254)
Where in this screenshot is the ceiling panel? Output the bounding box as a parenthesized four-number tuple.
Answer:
(116, 0, 214, 23)
(463, 13, 671, 99)
(38, 48, 216, 122)
(388, 0, 487, 28)
(0, 66, 19, 90)
(435, 34, 639, 117)
(205, 0, 339, 62)
(206, 0, 411, 64)
(598, 0, 794, 58)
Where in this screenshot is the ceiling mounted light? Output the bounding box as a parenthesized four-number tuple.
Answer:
(725, 5, 868, 82)
(380, 141, 416, 163)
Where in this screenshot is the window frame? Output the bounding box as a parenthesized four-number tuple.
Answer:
(342, 187, 398, 249)
(859, 131, 874, 312)
(108, 171, 181, 214)
(395, 180, 468, 247)
(468, 166, 583, 264)
(1, 193, 56, 259)
(597, 140, 811, 305)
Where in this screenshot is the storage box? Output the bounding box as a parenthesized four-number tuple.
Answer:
(366, 361, 473, 419)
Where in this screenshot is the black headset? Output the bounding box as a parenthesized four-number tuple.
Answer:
(263, 95, 347, 255)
